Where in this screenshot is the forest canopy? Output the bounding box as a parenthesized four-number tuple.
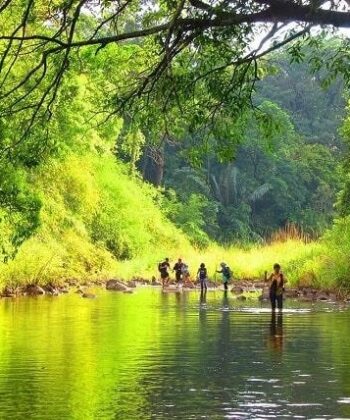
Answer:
(1, 0, 350, 284)
(1, 0, 350, 144)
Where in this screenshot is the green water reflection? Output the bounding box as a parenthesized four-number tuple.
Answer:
(0, 288, 350, 419)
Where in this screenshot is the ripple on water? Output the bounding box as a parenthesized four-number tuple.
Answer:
(0, 288, 349, 419)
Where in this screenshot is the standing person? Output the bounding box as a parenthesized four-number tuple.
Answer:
(158, 258, 170, 288)
(217, 262, 232, 291)
(182, 261, 191, 286)
(173, 258, 184, 285)
(197, 263, 208, 292)
(268, 263, 286, 311)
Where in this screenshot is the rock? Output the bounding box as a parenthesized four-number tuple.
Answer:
(81, 281, 93, 287)
(106, 279, 129, 291)
(300, 288, 316, 301)
(25, 285, 45, 296)
(127, 280, 137, 288)
(151, 276, 161, 286)
(65, 279, 78, 286)
(231, 286, 244, 295)
(75, 288, 84, 294)
(254, 281, 267, 288)
(82, 292, 96, 299)
(43, 284, 60, 296)
(284, 288, 300, 299)
(1, 286, 19, 298)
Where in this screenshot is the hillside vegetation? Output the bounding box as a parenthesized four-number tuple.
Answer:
(0, 26, 349, 291)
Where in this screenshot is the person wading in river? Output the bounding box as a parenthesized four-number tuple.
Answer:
(158, 258, 170, 288)
(268, 263, 286, 311)
(197, 263, 208, 292)
(217, 262, 232, 291)
(173, 258, 184, 286)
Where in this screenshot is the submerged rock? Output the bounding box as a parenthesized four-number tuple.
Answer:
(82, 292, 96, 299)
(231, 286, 244, 295)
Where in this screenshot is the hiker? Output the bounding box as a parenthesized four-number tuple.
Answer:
(181, 262, 191, 285)
(268, 263, 286, 311)
(197, 263, 208, 291)
(217, 262, 232, 291)
(158, 258, 170, 287)
(173, 258, 184, 285)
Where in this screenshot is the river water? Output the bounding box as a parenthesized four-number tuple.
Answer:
(0, 287, 350, 419)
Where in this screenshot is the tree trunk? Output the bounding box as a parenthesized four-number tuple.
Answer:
(141, 145, 165, 187)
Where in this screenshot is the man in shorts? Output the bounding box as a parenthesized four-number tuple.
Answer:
(158, 258, 170, 287)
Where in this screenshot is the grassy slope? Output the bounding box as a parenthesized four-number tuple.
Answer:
(0, 148, 347, 291)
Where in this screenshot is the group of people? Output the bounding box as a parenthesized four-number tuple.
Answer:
(158, 258, 232, 290)
(158, 258, 190, 286)
(158, 258, 286, 311)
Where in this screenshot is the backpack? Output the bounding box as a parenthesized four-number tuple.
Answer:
(223, 266, 232, 279)
(158, 262, 163, 272)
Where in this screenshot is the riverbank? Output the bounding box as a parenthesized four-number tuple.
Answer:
(2, 277, 350, 303)
(1, 233, 350, 297)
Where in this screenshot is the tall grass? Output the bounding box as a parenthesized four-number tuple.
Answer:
(269, 222, 313, 244)
(115, 239, 321, 286)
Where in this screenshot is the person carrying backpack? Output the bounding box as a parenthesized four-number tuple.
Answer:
(173, 258, 184, 284)
(217, 262, 232, 291)
(158, 258, 170, 287)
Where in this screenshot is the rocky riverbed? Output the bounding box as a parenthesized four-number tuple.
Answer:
(0, 278, 349, 302)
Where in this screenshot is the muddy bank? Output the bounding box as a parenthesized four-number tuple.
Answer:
(0, 277, 349, 303)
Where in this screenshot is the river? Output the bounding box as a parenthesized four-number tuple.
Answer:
(0, 287, 350, 419)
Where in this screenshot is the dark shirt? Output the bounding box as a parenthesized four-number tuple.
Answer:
(270, 273, 284, 295)
(173, 262, 184, 274)
(218, 266, 231, 280)
(160, 261, 170, 275)
(198, 267, 207, 280)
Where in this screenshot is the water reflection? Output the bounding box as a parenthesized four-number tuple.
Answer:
(268, 312, 284, 353)
(199, 289, 207, 306)
(0, 289, 349, 419)
(222, 290, 230, 310)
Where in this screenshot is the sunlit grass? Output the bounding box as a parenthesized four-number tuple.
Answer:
(115, 239, 322, 286)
